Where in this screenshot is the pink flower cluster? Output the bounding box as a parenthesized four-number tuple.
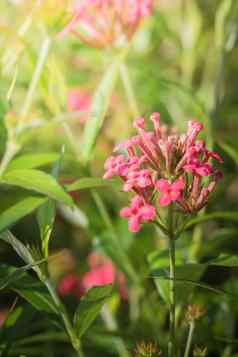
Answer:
(103, 113, 223, 232)
(59, 0, 153, 48)
(58, 253, 127, 299)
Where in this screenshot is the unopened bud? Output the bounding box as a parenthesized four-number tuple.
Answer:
(193, 346, 208, 357)
(134, 341, 162, 357)
(185, 304, 206, 323)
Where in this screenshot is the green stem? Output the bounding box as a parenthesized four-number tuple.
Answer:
(184, 322, 195, 357)
(119, 63, 140, 118)
(18, 36, 51, 133)
(168, 236, 176, 357)
(101, 305, 130, 357)
(44, 279, 84, 357)
(91, 189, 139, 285)
(0, 141, 19, 177)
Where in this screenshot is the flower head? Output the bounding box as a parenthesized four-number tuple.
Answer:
(103, 112, 223, 232)
(67, 89, 91, 123)
(59, 0, 153, 48)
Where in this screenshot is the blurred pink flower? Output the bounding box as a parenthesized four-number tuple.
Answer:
(67, 89, 91, 123)
(82, 253, 128, 299)
(58, 273, 82, 298)
(59, 0, 153, 48)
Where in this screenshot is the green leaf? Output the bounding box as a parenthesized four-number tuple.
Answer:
(215, 0, 232, 48)
(82, 56, 123, 162)
(208, 255, 238, 267)
(0, 265, 56, 313)
(3, 306, 23, 329)
(148, 250, 184, 303)
(219, 141, 238, 164)
(6, 153, 60, 171)
(36, 149, 64, 258)
(183, 212, 238, 230)
(0, 169, 73, 206)
(12, 275, 58, 314)
(74, 285, 113, 338)
(0, 191, 47, 233)
(0, 263, 44, 291)
(0, 231, 35, 265)
(66, 177, 118, 192)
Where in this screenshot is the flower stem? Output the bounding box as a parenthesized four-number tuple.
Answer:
(168, 236, 176, 357)
(0, 141, 19, 177)
(18, 36, 51, 133)
(184, 321, 195, 357)
(119, 63, 140, 118)
(44, 278, 84, 357)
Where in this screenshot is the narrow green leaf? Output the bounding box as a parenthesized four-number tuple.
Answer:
(0, 265, 57, 313)
(6, 153, 60, 171)
(82, 57, 122, 162)
(0, 193, 47, 233)
(3, 307, 23, 329)
(219, 141, 238, 164)
(12, 275, 58, 314)
(183, 212, 238, 230)
(74, 285, 113, 338)
(66, 177, 118, 192)
(0, 262, 44, 291)
(1, 169, 73, 206)
(0, 231, 35, 265)
(37, 149, 64, 257)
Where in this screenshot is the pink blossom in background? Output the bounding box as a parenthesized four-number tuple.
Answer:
(103, 113, 223, 232)
(58, 273, 82, 298)
(82, 253, 128, 299)
(67, 89, 91, 123)
(58, 253, 128, 300)
(59, 0, 153, 48)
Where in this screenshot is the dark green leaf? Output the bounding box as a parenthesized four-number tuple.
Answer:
(74, 285, 113, 338)
(0, 262, 44, 291)
(183, 212, 238, 230)
(12, 275, 58, 314)
(0, 231, 34, 265)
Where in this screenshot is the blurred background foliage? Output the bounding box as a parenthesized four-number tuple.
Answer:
(0, 0, 238, 356)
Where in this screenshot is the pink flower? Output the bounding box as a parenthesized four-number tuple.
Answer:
(67, 89, 91, 123)
(156, 178, 185, 206)
(103, 155, 129, 179)
(82, 253, 128, 299)
(59, 0, 153, 48)
(58, 273, 81, 297)
(183, 160, 213, 177)
(103, 112, 223, 228)
(120, 195, 156, 232)
(123, 169, 152, 191)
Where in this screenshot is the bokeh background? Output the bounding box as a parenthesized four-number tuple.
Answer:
(0, 0, 238, 356)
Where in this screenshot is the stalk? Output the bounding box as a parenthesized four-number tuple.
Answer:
(184, 321, 195, 357)
(119, 63, 140, 118)
(44, 279, 84, 357)
(0, 141, 19, 177)
(168, 204, 176, 357)
(168, 236, 176, 357)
